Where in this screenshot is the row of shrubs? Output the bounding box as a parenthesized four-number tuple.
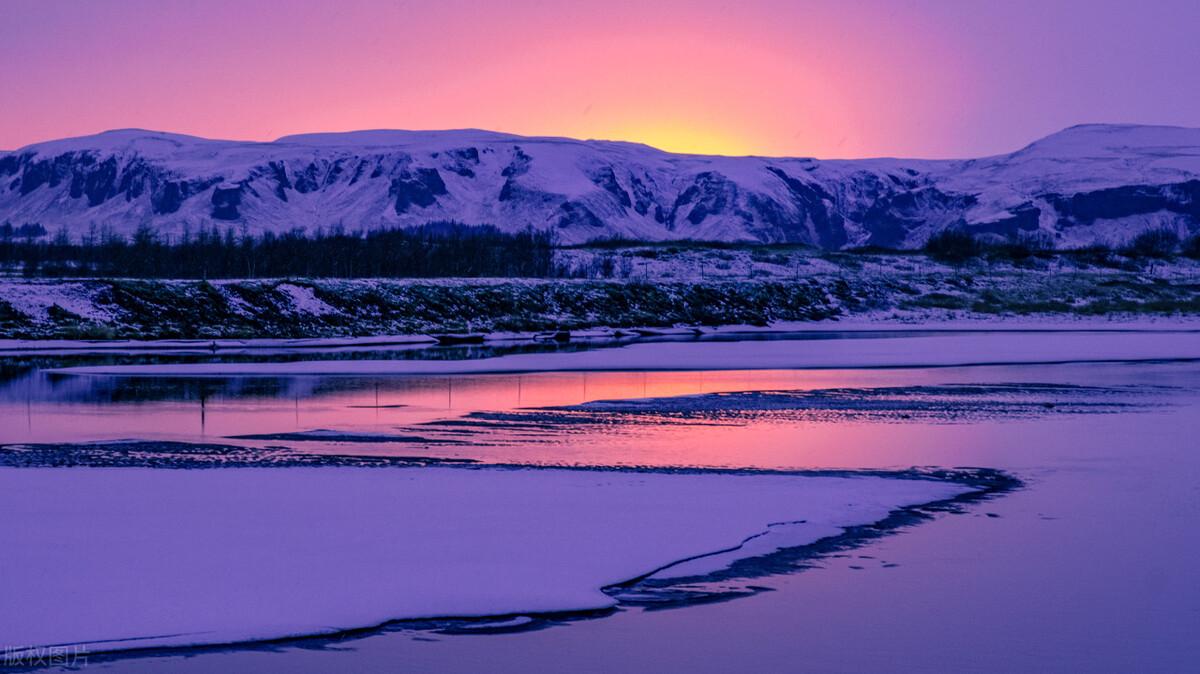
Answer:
(0, 222, 559, 279)
(924, 228, 1200, 263)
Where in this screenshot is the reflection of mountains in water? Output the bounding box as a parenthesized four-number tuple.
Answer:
(0, 331, 941, 403)
(0, 340, 616, 403)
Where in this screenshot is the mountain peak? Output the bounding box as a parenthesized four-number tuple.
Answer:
(15, 128, 233, 156)
(1015, 123, 1200, 159)
(273, 129, 527, 148)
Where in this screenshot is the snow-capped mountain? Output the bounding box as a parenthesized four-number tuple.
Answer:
(2, 124, 1199, 248)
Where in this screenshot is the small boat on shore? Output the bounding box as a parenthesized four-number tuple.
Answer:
(431, 333, 486, 345)
(534, 330, 571, 343)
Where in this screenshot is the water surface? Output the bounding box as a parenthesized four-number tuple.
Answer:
(2, 332, 1197, 672)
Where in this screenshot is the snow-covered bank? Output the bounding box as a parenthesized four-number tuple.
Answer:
(1, 252, 1198, 340)
(3, 318, 1199, 356)
(49, 330, 1200, 377)
(710, 316, 1200, 333)
(0, 334, 437, 355)
(0, 467, 972, 656)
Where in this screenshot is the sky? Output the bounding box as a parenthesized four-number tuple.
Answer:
(2, 0, 1198, 158)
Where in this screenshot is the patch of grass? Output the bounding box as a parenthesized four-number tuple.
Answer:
(45, 304, 83, 322)
(904, 292, 972, 310)
(0, 299, 27, 324)
(1061, 245, 1137, 270)
(54, 323, 120, 340)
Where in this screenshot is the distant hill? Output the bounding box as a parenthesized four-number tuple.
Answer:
(2, 124, 1199, 248)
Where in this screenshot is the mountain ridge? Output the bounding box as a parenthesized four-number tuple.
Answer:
(3, 124, 1199, 248)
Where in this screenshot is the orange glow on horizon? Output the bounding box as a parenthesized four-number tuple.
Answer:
(6, 1, 1200, 158)
(594, 122, 753, 157)
(2, 0, 978, 158)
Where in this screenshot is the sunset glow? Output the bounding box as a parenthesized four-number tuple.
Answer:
(4, 0, 1199, 157)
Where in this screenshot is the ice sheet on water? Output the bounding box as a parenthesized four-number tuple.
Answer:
(226, 429, 466, 444)
(0, 440, 476, 468)
(556, 383, 1162, 418)
(0, 466, 981, 656)
(412, 384, 1166, 444)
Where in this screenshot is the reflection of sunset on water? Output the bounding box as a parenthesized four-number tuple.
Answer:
(4, 362, 1191, 471)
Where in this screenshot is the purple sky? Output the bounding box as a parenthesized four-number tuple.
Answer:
(2, 0, 1198, 157)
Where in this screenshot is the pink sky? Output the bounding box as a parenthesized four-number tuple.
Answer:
(2, 0, 1198, 158)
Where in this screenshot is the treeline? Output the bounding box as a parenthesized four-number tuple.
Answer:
(924, 227, 1200, 264)
(0, 222, 559, 278)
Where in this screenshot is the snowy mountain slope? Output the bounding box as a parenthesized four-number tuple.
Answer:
(1, 124, 1199, 247)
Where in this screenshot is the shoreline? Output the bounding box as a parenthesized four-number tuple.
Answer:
(4, 316, 1200, 355)
(40, 329, 1200, 376)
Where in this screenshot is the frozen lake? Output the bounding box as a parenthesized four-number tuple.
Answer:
(1, 329, 1198, 672)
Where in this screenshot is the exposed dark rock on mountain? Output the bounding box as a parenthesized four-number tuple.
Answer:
(3, 124, 1199, 247)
